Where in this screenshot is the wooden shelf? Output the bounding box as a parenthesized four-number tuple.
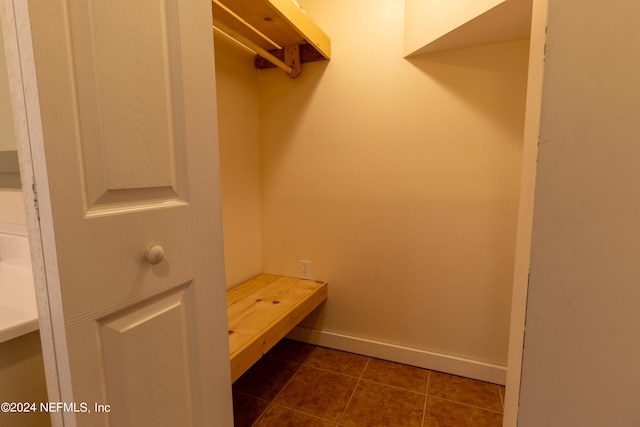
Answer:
(212, 0, 330, 76)
(227, 274, 328, 382)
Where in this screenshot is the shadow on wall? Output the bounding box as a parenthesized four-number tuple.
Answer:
(256, 59, 329, 173)
(405, 39, 530, 143)
(0, 151, 21, 188)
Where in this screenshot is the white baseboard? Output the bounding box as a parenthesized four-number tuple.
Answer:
(286, 326, 507, 385)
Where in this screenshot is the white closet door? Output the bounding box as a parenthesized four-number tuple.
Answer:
(5, 0, 233, 425)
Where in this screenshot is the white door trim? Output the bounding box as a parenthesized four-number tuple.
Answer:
(1, 0, 68, 425)
(503, 0, 549, 425)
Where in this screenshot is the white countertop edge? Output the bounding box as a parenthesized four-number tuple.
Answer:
(0, 317, 39, 343)
(0, 223, 28, 236)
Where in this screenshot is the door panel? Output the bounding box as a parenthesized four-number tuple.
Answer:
(69, 0, 189, 212)
(17, 0, 233, 425)
(100, 284, 194, 426)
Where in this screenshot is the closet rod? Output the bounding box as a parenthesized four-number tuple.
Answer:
(212, 0, 294, 74)
(213, 27, 293, 75)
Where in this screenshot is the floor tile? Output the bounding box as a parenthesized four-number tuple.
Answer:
(362, 357, 430, 393)
(254, 405, 338, 427)
(428, 371, 503, 412)
(340, 380, 425, 427)
(274, 365, 358, 422)
(232, 391, 270, 427)
(267, 339, 316, 364)
(423, 397, 503, 427)
(304, 346, 369, 377)
(233, 355, 301, 401)
(232, 341, 508, 427)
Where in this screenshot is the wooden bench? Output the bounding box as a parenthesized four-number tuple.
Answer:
(226, 274, 328, 382)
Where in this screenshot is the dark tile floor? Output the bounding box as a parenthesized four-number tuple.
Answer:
(232, 339, 505, 427)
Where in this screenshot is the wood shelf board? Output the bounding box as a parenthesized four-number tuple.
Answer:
(212, 0, 330, 60)
(227, 274, 328, 382)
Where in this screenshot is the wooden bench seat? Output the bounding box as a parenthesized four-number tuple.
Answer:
(227, 274, 328, 382)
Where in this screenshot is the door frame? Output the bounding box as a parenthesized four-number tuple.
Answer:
(503, 0, 549, 425)
(2, 1, 75, 424)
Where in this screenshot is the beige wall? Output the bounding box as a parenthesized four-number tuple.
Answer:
(0, 332, 49, 427)
(214, 32, 263, 288)
(1, 25, 17, 152)
(519, 0, 640, 425)
(254, 0, 528, 367)
(0, 190, 25, 224)
(1, 25, 25, 223)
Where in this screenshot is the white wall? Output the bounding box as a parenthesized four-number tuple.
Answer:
(255, 0, 528, 374)
(519, 0, 640, 425)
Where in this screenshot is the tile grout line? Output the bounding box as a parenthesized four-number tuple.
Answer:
(268, 403, 341, 425)
(421, 371, 431, 427)
(426, 395, 505, 415)
(359, 377, 429, 396)
(336, 356, 371, 426)
(302, 364, 364, 380)
(233, 388, 271, 404)
(248, 397, 275, 426)
(304, 364, 429, 397)
(250, 348, 317, 427)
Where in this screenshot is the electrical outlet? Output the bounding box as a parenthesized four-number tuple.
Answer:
(300, 260, 312, 279)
